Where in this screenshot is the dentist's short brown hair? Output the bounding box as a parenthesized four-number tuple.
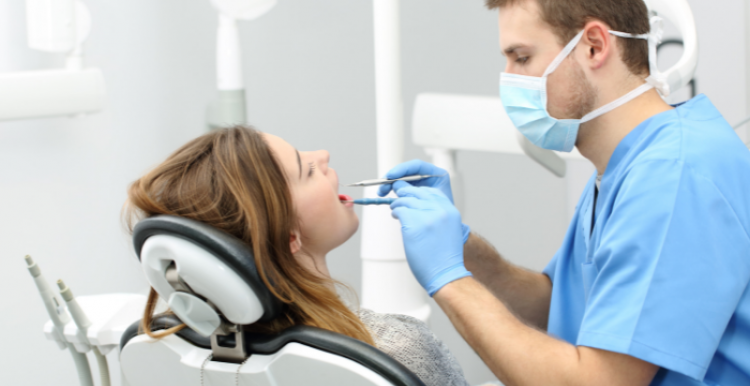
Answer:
(487, 0, 651, 76)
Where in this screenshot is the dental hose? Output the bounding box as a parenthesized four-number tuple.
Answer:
(25, 256, 94, 386)
(70, 350, 96, 386)
(93, 348, 110, 386)
(58, 280, 111, 386)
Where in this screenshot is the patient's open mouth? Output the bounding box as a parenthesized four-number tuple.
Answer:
(339, 194, 353, 203)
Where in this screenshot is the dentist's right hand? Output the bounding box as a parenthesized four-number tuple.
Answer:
(390, 183, 472, 297)
(381, 160, 471, 244)
(377, 159, 455, 203)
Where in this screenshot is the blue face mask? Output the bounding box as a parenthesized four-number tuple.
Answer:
(500, 18, 668, 153)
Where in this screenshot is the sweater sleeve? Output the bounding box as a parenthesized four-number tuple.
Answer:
(357, 309, 470, 386)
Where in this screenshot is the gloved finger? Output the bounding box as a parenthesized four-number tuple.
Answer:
(394, 185, 434, 200)
(396, 185, 450, 201)
(385, 159, 444, 180)
(391, 206, 411, 221)
(381, 180, 410, 197)
(390, 197, 427, 211)
(391, 180, 412, 192)
(377, 183, 394, 197)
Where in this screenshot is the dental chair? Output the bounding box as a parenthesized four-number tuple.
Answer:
(119, 215, 425, 386)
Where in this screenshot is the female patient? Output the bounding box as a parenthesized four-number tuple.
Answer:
(124, 126, 469, 386)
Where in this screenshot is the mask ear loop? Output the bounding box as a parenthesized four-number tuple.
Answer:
(542, 30, 586, 78)
(610, 16, 669, 97)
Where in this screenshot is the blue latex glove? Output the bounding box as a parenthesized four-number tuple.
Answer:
(378, 159, 454, 202)
(379, 160, 471, 243)
(390, 183, 472, 296)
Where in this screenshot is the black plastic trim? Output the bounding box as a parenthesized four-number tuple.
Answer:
(132, 215, 283, 322)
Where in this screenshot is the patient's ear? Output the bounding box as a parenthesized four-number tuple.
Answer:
(289, 231, 302, 254)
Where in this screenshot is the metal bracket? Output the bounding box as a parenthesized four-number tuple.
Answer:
(165, 262, 194, 293)
(210, 323, 248, 363)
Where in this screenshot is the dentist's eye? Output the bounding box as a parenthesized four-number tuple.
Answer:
(515, 57, 529, 65)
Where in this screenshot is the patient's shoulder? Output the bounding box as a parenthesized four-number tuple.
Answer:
(356, 308, 431, 341)
(356, 308, 469, 386)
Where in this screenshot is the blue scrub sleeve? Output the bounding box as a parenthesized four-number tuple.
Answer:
(543, 250, 560, 282)
(576, 160, 750, 380)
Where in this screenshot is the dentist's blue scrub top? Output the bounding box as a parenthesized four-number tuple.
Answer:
(543, 95, 750, 385)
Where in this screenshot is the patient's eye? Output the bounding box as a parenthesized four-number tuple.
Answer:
(308, 162, 316, 177)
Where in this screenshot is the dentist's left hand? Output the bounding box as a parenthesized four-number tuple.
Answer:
(390, 182, 472, 296)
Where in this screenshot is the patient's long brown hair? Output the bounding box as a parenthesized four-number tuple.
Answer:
(125, 126, 374, 345)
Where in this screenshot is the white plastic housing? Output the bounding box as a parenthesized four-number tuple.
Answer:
(360, 186, 430, 321)
(360, 0, 429, 322)
(216, 14, 244, 91)
(168, 292, 221, 337)
(121, 336, 395, 386)
(43, 293, 146, 355)
(209, 0, 276, 20)
(412, 93, 575, 176)
(140, 235, 265, 326)
(25, 0, 76, 52)
(373, 0, 404, 176)
(0, 68, 105, 121)
(644, 0, 698, 94)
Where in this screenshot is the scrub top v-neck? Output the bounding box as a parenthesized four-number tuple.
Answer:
(543, 95, 750, 385)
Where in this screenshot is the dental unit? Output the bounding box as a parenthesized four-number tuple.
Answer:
(17, 0, 703, 384)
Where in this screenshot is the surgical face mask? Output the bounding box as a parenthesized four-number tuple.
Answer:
(500, 17, 666, 152)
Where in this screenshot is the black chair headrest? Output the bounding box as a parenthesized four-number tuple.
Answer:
(133, 215, 284, 323)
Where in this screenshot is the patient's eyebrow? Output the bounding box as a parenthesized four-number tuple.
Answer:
(296, 150, 302, 179)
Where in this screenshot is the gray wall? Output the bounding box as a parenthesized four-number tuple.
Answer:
(0, 0, 746, 384)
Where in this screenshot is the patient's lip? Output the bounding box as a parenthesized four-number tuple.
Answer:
(339, 194, 354, 207)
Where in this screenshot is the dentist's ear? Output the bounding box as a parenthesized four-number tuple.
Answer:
(289, 231, 302, 254)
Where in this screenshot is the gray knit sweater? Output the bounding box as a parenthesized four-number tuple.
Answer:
(357, 309, 470, 386)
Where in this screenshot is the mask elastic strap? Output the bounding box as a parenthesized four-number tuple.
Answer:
(580, 82, 654, 123)
(542, 30, 585, 78)
(610, 16, 669, 96)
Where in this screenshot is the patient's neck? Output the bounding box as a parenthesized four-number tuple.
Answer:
(295, 251, 336, 291)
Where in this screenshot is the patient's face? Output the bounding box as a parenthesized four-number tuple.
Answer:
(264, 133, 359, 259)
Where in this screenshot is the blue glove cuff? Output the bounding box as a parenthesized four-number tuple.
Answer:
(426, 265, 472, 297)
(461, 224, 471, 245)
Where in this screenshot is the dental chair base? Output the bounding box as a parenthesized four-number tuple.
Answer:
(120, 315, 425, 386)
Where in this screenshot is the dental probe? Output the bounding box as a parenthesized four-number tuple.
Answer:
(345, 174, 445, 187)
(25, 256, 94, 386)
(58, 280, 111, 386)
(343, 198, 396, 205)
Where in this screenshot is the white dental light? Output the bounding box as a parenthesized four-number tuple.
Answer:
(206, 0, 277, 130)
(643, 0, 698, 95)
(0, 0, 106, 122)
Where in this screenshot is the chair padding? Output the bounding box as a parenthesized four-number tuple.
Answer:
(121, 316, 426, 386)
(132, 215, 283, 322)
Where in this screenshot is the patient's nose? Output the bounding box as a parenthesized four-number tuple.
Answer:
(314, 150, 330, 173)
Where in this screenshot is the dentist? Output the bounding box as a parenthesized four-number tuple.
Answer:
(381, 0, 750, 385)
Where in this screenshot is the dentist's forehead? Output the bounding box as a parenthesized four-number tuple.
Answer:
(498, 1, 555, 53)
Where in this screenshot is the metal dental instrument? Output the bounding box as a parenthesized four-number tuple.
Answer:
(345, 174, 444, 187)
(342, 197, 396, 205)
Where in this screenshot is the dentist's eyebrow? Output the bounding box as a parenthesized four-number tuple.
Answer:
(503, 44, 526, 56)
(296, 150, 302, 179)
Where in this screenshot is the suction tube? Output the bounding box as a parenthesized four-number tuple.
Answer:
(25, 256, 94, 386)
(58, 280, 111, 386)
